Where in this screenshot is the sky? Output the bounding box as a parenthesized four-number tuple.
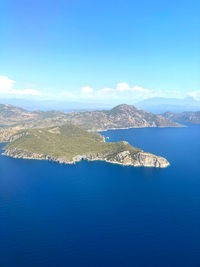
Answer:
(0, 0, 200, 105)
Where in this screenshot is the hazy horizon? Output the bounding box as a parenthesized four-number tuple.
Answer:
(1, 0, 200, 106)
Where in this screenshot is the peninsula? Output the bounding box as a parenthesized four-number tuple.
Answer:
(2, 124, 169, 168)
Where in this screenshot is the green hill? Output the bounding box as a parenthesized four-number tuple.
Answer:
(2, 124, 170, 168)
(4, 124, 139, 160)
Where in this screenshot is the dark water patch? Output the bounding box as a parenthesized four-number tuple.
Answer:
(0, 125, 200, 266)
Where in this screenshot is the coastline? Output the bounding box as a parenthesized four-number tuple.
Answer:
(2, 147, 170, 168)
(91, 124, 185, 132)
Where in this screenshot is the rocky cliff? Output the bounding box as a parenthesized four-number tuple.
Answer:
(0, 126, 25, 143)
(2, 147, 169, 168)
(1, 123, 170, 169)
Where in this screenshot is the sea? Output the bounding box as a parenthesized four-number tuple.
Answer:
(0, 124, 200, 267)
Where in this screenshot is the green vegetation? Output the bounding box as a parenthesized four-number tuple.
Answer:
(6, 124, 141, 160)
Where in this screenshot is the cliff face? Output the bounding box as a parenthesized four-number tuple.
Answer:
(0, 126, 24, 143)
(131, 151, 169, 168)
(2, 147, 170, 168)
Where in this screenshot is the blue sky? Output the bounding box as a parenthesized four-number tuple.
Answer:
(0, 0, 200, 105)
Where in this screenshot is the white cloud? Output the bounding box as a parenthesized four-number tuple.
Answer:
(81, 86, 94, 94)
(116, 83, 150, 93)
(187, 90, 200, 100)
(0, 75, 15, 91)
(2, 75, 199, 105)
(116, 82, 130, 91)
(0, 75, 42, 96)
(59, 82, 154, 103)
(60, 82, 199, 104)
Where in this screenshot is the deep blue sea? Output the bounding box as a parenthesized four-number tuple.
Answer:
(0, 125, 200, 267)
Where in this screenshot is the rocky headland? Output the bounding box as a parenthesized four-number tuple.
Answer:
(2, 147, 169, 168)
(0, 104, 173, 168)
(1, 124, 170, 168)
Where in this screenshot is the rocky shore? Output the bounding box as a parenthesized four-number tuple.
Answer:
(2, 147, 170, 168)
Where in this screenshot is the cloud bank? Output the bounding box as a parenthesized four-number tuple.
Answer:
(0, 75, 200, 104)
(0, 75, 42, 97)
(61, 83, 200, 103)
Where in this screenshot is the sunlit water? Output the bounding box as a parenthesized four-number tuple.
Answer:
(0, 125, 200, 266)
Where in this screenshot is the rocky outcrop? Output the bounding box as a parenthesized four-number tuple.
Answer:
(2, 147, 170, 168)
(132, 151, 169, 168)
(0, 126, 24, 143)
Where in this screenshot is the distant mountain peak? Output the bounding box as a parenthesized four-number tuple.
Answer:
(110, 104, 139, 113)
(0, 102, 181, 130)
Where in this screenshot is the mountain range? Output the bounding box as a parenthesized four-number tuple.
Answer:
(0, 103, 180, 130)
(2, 96, 200, 114)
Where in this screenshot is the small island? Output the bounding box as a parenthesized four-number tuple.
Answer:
(2, 124, 169, 168)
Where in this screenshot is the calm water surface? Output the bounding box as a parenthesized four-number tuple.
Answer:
(0, 125, 200, 266)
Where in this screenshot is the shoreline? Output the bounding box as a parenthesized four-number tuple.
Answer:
(2, 147, 170, 168)
(91, 124, 185, 132)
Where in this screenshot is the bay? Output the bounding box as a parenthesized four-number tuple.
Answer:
(0, 125, 200, 266)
